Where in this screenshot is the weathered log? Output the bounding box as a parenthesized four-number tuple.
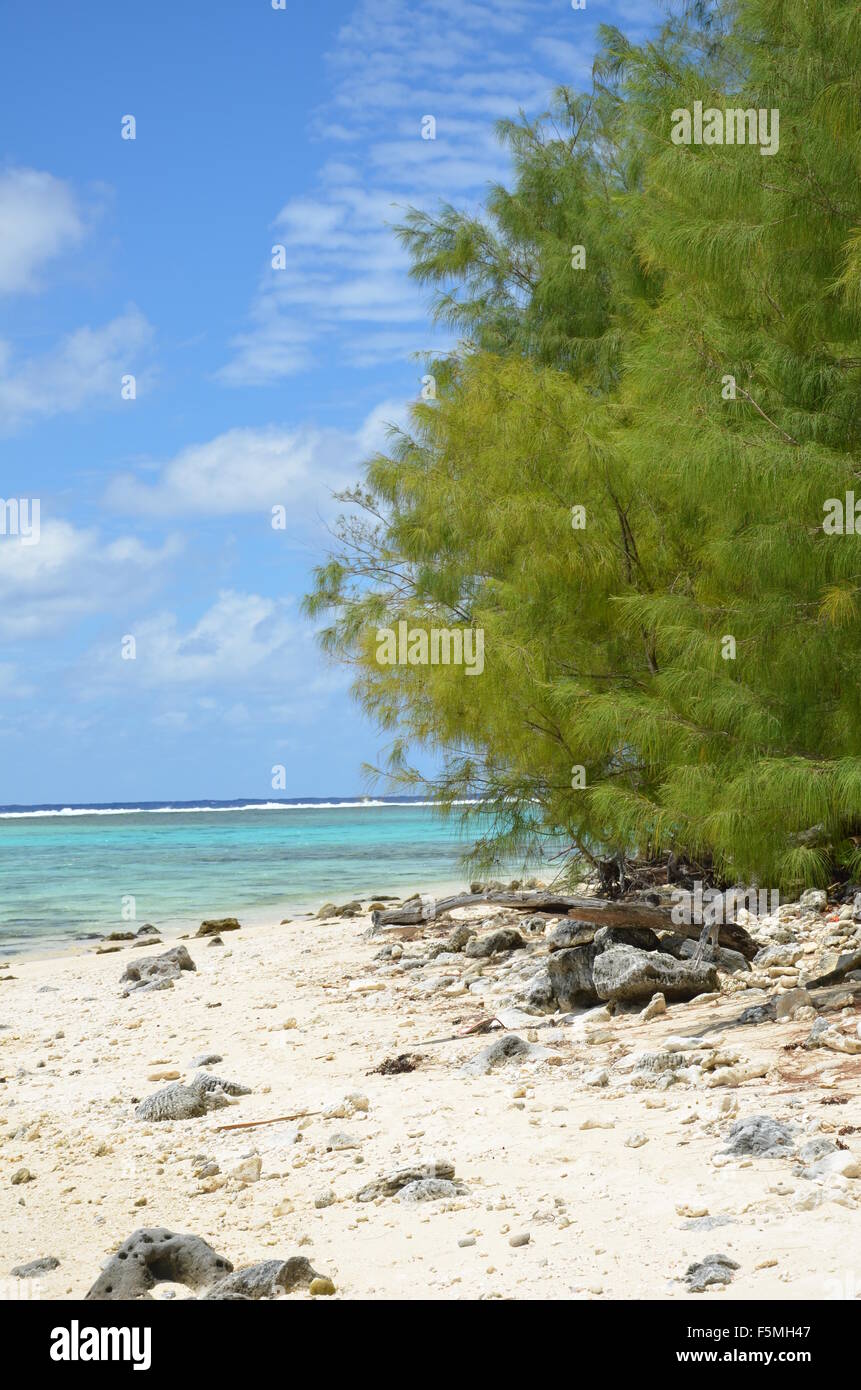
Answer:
(372, 890, 761, 960)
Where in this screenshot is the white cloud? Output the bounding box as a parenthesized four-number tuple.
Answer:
(0, 519, 180, 638)
(218, 0, 601, 384)
(84, 591, 311, 691)
(0, 308, 155, 431)
(104, 400, 410, 520)
(0, 168, 86, 294)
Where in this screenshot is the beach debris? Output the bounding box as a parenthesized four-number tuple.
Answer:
(459, 1034, 549, 1075)
(370, 1053, 422, 1075)
(11, 1167, 33, 1185)
(208, 936, 224, 947)
(720, 1114, 796, 1158)
(310, 1276, 336, 1296)
(189, 1052, 223, 1068)
(195, 917, 242, 938)
(356, 1159, 457, 1203)
(509, 1232, 531, 1248)
(134, 1071, 250, 1122)
(213, 1108, 320, 1133)
(120, 945, 196, 996)
(684, 1253, 739, 1292)
(202, 1257, 323, 1300)
(11, 1256, 59, 1277)
(85, 1227, 233, 1300)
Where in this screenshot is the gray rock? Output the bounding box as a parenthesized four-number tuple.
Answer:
(464, 928, 526, 958)
(753, 943, 804, 968)
(85, 1227, 233, 1300)
(547, 943, 600, 1007)
(546, 919, 596, 951)
(202, 1256, 319, 1299)
(459, 1034, 544, 1076)
(447, 924, 475, 952)
(134, 1072, 250, 1122)
(521, 968, 556, 1013)
(356, 1160, 456, 1203)
(592, 944, 718, 1002)
(738, 1000, 777, 1025)
(120, 945, 196, 996)
(721, 1114, 796, 1158)
(189, 1052, 223, 1068)
(11, 1256, 59, 1278)
(593, 925, 661, 953)
(397, 1178, 466, 1202)
(799, 888, 827, 911)
(685, 1252, 739, 1292)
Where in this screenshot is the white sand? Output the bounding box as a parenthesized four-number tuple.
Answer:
(1, 896, 860, 1301)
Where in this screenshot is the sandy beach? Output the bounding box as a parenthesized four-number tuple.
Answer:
(2, 888, 860, 1301)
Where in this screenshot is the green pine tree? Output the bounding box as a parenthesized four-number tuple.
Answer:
(305, 0, 861, 893)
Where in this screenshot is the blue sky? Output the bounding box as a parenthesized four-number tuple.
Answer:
(0, 0, 660, 804)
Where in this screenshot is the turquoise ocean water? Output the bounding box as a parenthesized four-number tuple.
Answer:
(0, 798, 490, 956)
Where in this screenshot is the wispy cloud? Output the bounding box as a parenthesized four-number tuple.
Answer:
(0, 519, 180, 638)
(219, 0, 599, 385)
(0, 308, 155, 432)
(0, 168, 87, 294)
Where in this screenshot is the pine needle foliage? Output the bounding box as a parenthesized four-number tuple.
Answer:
(305, 0, 861, 891)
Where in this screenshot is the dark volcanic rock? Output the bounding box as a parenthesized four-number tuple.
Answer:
(196, 917, 242, 937)
(592, 944, 717, 1002)
(85, 1227, 233, 1300)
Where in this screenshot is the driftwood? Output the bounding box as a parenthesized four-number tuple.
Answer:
(372, 890, 761, 960)
(213, 1109, 320, 1133)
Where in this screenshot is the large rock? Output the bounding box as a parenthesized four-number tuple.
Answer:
(464, 928, 526, 958)
(592, 944, 717, 1002)
(546, 943, 601, 1007)
(546, 919, 597, 951)
(120, 945, 196, 995)
(86, 1228, 233, 1299)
